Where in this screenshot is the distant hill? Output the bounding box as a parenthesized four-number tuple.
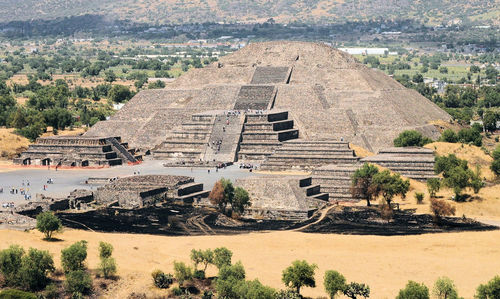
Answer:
(0, 0, 499, 25)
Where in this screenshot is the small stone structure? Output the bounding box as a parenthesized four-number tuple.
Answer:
(260, 139, 359, 170)
(94, 175, 209, 208)
(14, 136, 140, 167)
(235, 176, 328, 221)
(361, 147, 437, 181)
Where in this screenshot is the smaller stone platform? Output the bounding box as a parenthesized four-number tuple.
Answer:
(14, 136, 140, 167)
(95, 175, 209, 209)
(361, 147, 437, 181)
(235, 175, 328, 221)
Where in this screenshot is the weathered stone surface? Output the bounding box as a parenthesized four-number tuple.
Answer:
(85, 41, 450, 154)
(14, 136, 139, 167)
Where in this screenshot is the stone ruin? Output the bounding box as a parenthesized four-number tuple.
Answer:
(14, 136, 141, 167)
(235, 175, 329, 221)
(94, 175, 209, 209)
(85, 41, 450, 165)
(361, 147, 437, 181)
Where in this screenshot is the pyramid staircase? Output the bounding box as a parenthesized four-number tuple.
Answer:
(238, 110, 299, 161)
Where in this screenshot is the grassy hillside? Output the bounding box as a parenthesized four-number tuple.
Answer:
(0, 0, 498, 25)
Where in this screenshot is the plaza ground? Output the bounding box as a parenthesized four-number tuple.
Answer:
(1, 229, 499, 299)
(0, 160, 261, 203)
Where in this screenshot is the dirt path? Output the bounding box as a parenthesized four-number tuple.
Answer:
(293, 204, 337, 231)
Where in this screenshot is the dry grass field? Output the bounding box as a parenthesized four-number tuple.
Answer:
(0, 128, 30, 160)
(1, 229, 499, 299)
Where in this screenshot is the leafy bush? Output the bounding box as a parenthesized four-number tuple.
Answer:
(415, 192, 425, 204)
(430, 198, 456, 223)
(426, 178, 441, 198)
(0, 289, 37, 299)
(343, 282, 370, 299)
(171, 287, 183, 296)
(19, 248, 55, 291)
(440, 129, 458, 143)
(61, 241, 87, 273)
(476, 275, 500, 299)
(36, 212, 62, 240)
(173, 261, 193, 285)
(396, 281, 429, 299)
(193, 270, 205, 280)
(213, 247, 232, 269)
(64, 270, 92, 295)
(98, 257, 117, 279)
(274, 289, 301, 299)
(394, 130, 432, 147)
(215, 262, 246, 298)
(98, 242, 113, 259)
(0, 245, 24, 286)
(151, 270, 173, 289)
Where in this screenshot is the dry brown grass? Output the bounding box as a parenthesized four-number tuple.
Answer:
(0, 128, 30, 160)
(425, 142, 495, 181)
(350, 143, 375, 158)
(1, 229, 499, 299)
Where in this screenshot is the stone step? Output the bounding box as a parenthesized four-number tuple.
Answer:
(303, 184, 321, 196)
(309, 192, 329, 201)
(312, 176, 352, 186)
(242, 129, 299, 141)
(177, 182, 204, 196)
(243, 120, 294, 132)
(176, 190, 210, 203)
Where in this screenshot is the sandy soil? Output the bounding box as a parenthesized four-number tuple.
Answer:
(1, 229, 499, 299)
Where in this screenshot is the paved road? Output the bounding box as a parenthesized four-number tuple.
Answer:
(0, 160, 260, 204)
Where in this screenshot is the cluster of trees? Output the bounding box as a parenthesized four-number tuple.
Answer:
(439, 126, 483, 146)
(0, 237, 117, 298)
(434, 154, 484, 200)
(0, 77, 127, 140)
(150, 246, 500, 299)
(208, 178, 251, 216)
(351, 163, 410, 208)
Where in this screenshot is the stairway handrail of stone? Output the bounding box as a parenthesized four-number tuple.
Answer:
(106, 137, 138, 163)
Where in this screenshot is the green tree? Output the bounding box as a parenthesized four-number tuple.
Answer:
(19, 248, 55, 291)
(216, 262, 247, 298)
(440, 129, 458, 143)
(61, 241, 88, 273)
(65, 270, 92, 295)
(351, 163, 379, 206)
(98, 242, 113, 259)
(476, 275, 500, 299)
(324, 270, 346, 298)
(371, 170, 410, 206)
(213, 247, 232, 269)
(232, 187, 251, 215)
(173, 261, 193, 285)
(396, 281, 429, 299)
(36, 212, 62, 240)
(281, 260, 317, 294)
(235, 279, 276, 299)
(394, 130, 432, 147)
(104, 70, 116, 83)
(426, 178, 441, 198)
(108, 85, 132, 103)
(98, 257, 117, 279)
(148, 80, 166, 89)
(433, 276, 459, 299)
(191, 249, 214, 272)
(343, 282, 370, 299)
(0, 245, 24, 286)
